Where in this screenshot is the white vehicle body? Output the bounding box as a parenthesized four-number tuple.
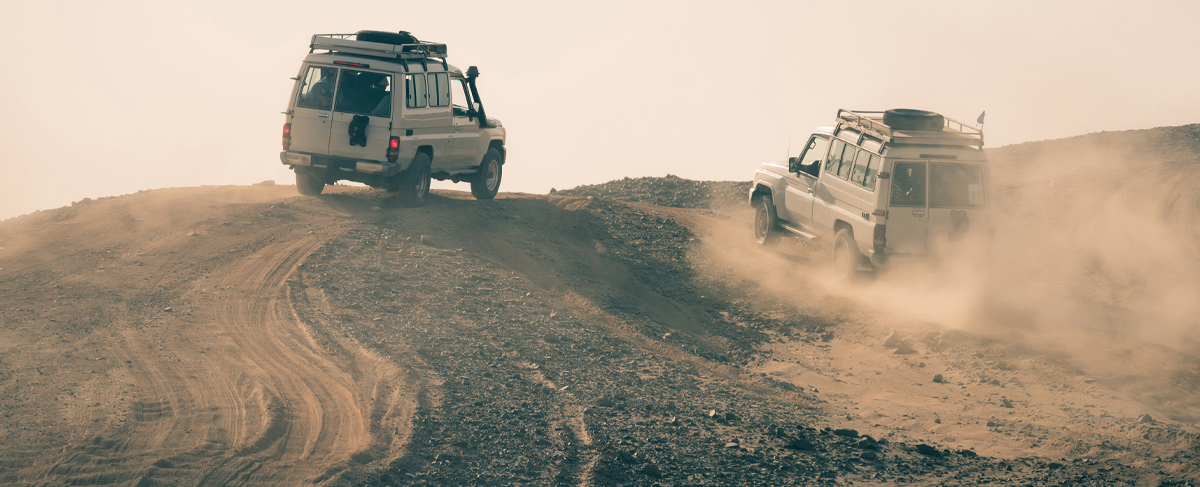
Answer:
(280, 33, 506, 202)
(750, 109, 990, 274)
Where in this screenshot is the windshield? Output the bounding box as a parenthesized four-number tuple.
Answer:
(929, 164, 985, 207)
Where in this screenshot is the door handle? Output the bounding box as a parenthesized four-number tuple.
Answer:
(317, 113, 329, 118)
(912, 210, 926, 217)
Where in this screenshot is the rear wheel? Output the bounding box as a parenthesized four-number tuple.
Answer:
(397, 152, 432, 207)
(832, 229, 866, 279)
(295, 170, 325, 195)
(470, 148, 503, 200)
(754, 195, 782, 247)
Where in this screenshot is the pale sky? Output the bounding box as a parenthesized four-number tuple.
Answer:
(2, 0, 1197, 220)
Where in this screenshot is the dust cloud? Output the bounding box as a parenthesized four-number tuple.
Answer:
(698, 125, 1200, 355)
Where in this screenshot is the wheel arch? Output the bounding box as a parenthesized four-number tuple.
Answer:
(750, 183, 774, 207)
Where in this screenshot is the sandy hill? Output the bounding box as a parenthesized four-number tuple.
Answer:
(0, 124, 1198, 485)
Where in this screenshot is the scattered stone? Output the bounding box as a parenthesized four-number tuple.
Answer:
(860, 451, 879, 460)
(1083, 378, 1097, 384)
(995, 361, 1015, 371)
(986, 421, 997, 427)
(884, 330, 902, 347)
(725, 442, 739, 448)
(832, 429, 859, 438)
(934, 418, 941, 424)
(789, 438, 814, 450)
(933, 374, 944, 383)
(915, 444, 941, 456)
(163, 307, 173, 312)
(958, 449, 978, 457)
(639, 463, 662, 478)
(596, 397, 615, 407)
(724, 412, 738, 421)
(543, 333, 561, 343)
(1047, 462, 1064, 469)
(1001, 398, 1014, 408)
(1138, 413, 1155, 423)
(894, 343, 916, 354)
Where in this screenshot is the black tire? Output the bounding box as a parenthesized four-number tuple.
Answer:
(355, 30, 418, 45)
(832, 229, 867, 280)
(883, 109, 944, 132)
(470, 148, 503, 200)
(397, 152, 432, 207)
(296, 170, 325, 196)
(754, 195, 782, 247)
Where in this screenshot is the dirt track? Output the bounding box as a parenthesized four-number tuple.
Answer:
(2, 164, 1199, 485)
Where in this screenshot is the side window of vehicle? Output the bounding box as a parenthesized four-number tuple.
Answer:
(406, 74, 427, 108)
(333, 70, 392, 117)
(890, 162, 927, 207)
(836, 143, 857, 179)
(825, 139, 846, 173)
(450, 78, 472, 116)
(851, 149, 876, 187)
(428, 73, 450, 108)
(861, 153, 879, 189)
(796, 136, 830, 178)
(296, 66, 337, 111)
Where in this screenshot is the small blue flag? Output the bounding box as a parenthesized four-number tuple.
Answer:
(977, 111, 986, 124)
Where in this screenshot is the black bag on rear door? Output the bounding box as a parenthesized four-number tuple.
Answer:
(349, 115, 369, 147)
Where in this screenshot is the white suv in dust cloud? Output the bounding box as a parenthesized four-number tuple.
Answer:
(280, 30, 507, 205)
(750, 109, 991, 277)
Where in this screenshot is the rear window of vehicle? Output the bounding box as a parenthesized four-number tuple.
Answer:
(929, 164, 985, 207)
(296, 66, 337, 111)
(890, 162, 926, 207)
(334, 69, 392, 117)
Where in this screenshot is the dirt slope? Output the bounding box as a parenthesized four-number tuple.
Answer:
(1, 123, 1199, 486)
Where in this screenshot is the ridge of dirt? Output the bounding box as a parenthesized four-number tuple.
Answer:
(554, 175, 751, 211)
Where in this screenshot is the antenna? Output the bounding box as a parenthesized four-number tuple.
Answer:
(786, 130, 792, 161)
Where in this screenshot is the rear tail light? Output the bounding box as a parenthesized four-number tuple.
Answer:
(386, 136, 400, 162)
(282, 123, 291, 150)
(873, 224, 886, 253)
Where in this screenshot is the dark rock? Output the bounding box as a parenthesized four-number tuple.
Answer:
(987, 421, 997, 427)
(1001, 398, 1014, 408)
(958, 449, 978, 457)
(640, 463, 662, 478)
(860, 451, 879, 460)
(789, 438, 814, 450)
(832, 429, 859, 438)
(933, 374, 944, 383)
(596, 397, 615, 407)
(1138, 413, 1155, 423)
(724, 412, 738, 421)
(894, 343, 916, 354)
(915, 444, 941, 456)
(1047, 462, 1063, 469)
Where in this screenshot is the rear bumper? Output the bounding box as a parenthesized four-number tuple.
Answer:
(279, 151, 400, 177)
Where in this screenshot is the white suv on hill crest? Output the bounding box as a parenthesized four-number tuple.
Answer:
(280, 31, 507, 205)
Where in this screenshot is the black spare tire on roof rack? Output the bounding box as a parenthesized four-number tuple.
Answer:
(883, 109, 945, 132)
(356, 30, 419, 45)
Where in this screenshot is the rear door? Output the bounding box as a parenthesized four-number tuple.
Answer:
(328, 68, 394, 162)
(290, 65, 337, 154)
(885, 160, 929, 255)
(926, 163, 988, 253)
(782, 135, 829, 229)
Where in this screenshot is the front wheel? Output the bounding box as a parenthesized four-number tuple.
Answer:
(754, 195, 782, 246)
(296, 170, 325, 195)
(397, 152, 432, 207)
(470, 148, 503, 200)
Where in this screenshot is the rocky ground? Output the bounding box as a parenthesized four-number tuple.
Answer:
(1, 124, 1199, 485)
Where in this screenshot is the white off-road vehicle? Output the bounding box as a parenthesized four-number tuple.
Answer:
(750, 109, 990, 277)
(280, 30, 506, 205)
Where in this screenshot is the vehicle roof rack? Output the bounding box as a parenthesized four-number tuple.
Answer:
(309, 34, 449, 69)
(835, 109, 985, 149)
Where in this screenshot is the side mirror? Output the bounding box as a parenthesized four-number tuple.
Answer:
(788, 157, 799, 172)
